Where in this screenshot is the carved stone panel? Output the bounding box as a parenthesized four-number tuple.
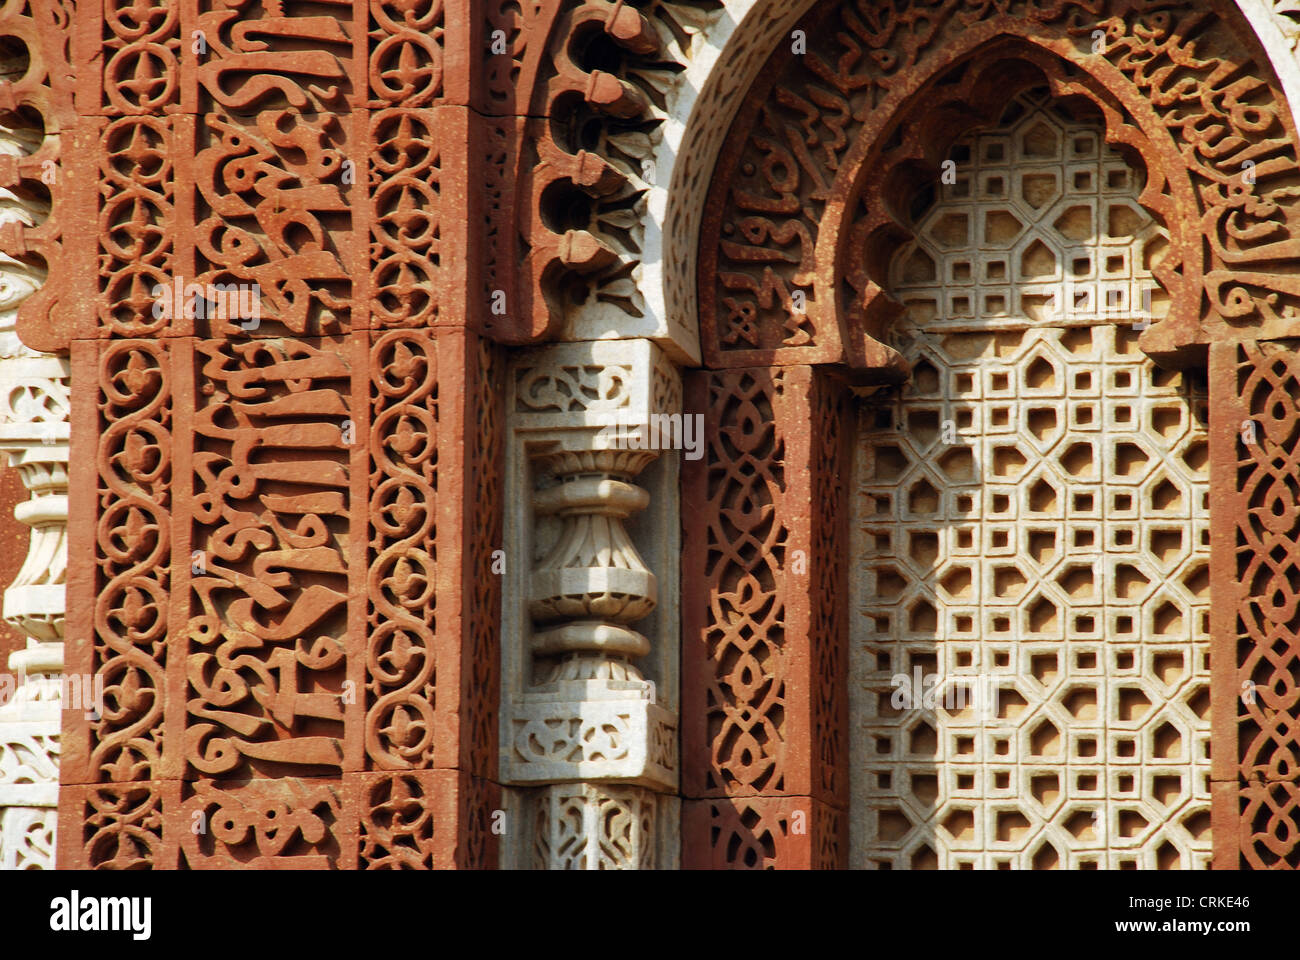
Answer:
(55, 0, 502, 870)
(1210, 338, 1300, 869)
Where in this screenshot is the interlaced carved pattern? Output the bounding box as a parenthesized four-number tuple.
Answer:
(369, 109, 440, 328)
(697, 369, 788, 795)
(459, 767, 496, 868)
(686, 363, 849, 866)
(1218, 339, 1300, 868)
(368, 0, 444, 107)
(702, 800, 784, 869)
(367, 331, 437, 770)
(691, 797, 843, 870)
(102, 0, 181, 114)
(98, 5, 178, 334)
(92, 342, 170, 785)
(85, 340, 171, 868)
(481, 116, 512, 333)
(98, 117, 175, 337)
(0, 807, 56, 869)
(533, 783, 654, 869)
(811, 377, 849, 804)
(358, 772, 436, 869)
(358, 334, 501, 868)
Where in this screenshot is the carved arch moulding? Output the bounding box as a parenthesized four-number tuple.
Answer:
(698, 0, 1300, 374)
(680, 0, 1300, 870)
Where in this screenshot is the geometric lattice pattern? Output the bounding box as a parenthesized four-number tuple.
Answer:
(850, 100, 1213, 869)
(890, 91, 1168, 336)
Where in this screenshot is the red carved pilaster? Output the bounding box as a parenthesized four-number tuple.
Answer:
(1210, 339, 1300, 869)
(426, 328, 503, 868)
(61, 337, 172, 868)
(681, 364, 849, 868)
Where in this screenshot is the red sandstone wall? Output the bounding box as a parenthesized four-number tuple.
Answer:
(0, 465, 26, 677)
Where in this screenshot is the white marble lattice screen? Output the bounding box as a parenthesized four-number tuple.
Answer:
(849, 92, 1213, 869)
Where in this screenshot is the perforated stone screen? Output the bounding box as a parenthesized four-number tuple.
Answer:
(850, 93, 1213, 869)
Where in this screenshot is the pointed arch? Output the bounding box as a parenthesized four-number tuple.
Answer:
(697, 0, 1300, 373)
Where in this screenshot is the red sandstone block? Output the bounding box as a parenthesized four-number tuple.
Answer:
(0, 468, 29, 670)
(440, 0, 476, 107)
(176, 777, 356, 869)
(1208, 341, 1243, 786)
(345, 769, 501, 869)
(681, 796, 845, 870)
(60, 341, 99, 788)
(58, 780, 177, 870)
(682, 366, 848, 805)
(475, 0, 557, 118)
(427, 329, 503, 779)
(1211, 779, 1241, 870)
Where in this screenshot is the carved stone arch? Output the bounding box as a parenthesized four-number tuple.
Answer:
(699, 0, 1300, 374)
(681, 0, 1300, 869)
(658, 1, 1300, 372)
(480, 1, 1300, 363)
(830, 41, 1206, 374)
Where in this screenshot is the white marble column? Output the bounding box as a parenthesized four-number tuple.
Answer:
(500, 339, 681, 868)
